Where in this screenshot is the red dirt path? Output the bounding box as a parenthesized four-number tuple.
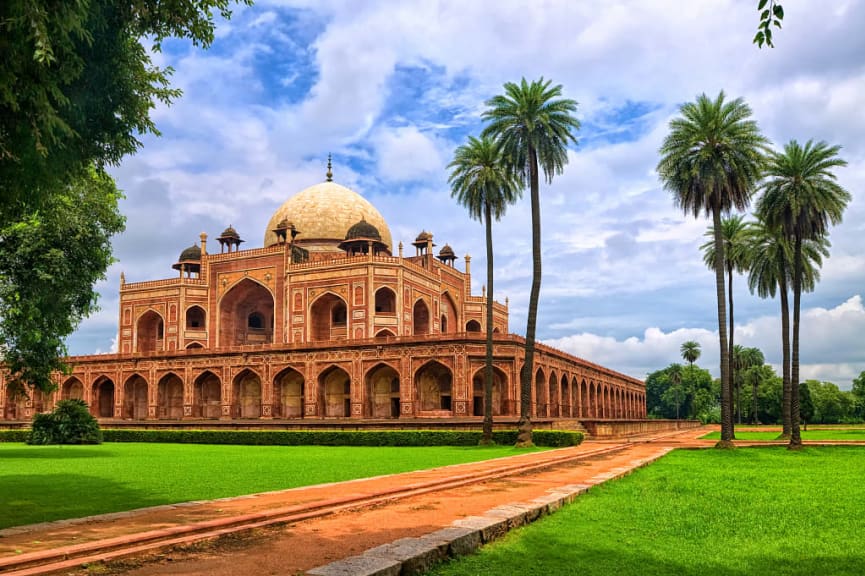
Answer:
(2, 428, 716, 575)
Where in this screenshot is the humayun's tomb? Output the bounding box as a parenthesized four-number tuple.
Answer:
(0, 163, 646, 425)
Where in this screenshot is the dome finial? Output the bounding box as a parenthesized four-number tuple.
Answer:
(326, 153, 333, 182)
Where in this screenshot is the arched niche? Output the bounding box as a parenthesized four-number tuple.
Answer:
(413, 299, 430, 335)
(274, 367, 304, 418)
(233, 369, 262, 418)
(157, 373, 184, 419)
(123, 374, 148, 420)
(136, 310, 164, 353)
(366, 363, 400, 418)
(466, 320, 481, 333)
(319, 366, 351, 417)
(219, 279, 274, 347)
(310, 293, 348, 342)
(471, 366, 507, 417)
(374, 287, 396, 314)
(186, 305, 206, 329)
(193, 371, 222, 418)
(415, 361, 453, 413)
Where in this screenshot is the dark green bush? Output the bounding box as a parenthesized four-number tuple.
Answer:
(28, 399, 102, 445)
(101, 429, 583, 447)
(0, 429, 29, 442)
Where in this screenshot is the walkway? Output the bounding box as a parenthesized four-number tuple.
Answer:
(1, 427, 714, 575)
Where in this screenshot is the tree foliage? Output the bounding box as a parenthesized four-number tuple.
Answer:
(0, 169, 125, 393)
(754, 0, 784, 48)
(1, 0, 247, 393)
(646, 363, 718, 422)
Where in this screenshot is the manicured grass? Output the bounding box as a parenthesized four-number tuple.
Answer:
(0, 443, 539, 530)
(429, 447, 865, 576)
(701, 429, 865, 441)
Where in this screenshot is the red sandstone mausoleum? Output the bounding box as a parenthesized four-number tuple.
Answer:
(0, 165, 645, 423)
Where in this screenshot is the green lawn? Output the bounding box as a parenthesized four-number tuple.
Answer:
(0, 443, 536, 530)
(701, 429, 865, 441)
(429, 447, 865, 576)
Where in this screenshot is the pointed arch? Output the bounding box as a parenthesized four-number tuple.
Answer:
(415, 360, 453, 413)
(218, 278, 275, 347)
(413, 298, 430, 335)
(440, 291, 458, 334)
(233, 368, 262, 418)
(471, 366, 507, 417)
(466, 319, 481, 332)
(193, 371, 222, 418)
(534, 368, 547, 417)
(366, 363, 401, 418)
(273, 367, 304, 418)
(375, 329, 396, 339)
(91, 376, 115, 418)
(157, 373, 184, 419)
(61, 377, 84, 401)
(136, 310, 164, 353)
(310, 292, 348, 342)
(186, 342, 205, 350)
(374, 287, 396, 314)
(560, 374, 570, 418)
(319, 365, 351, 417)
(548, 371, 559, 417)
(185, 305, 206, 329)
(123, 374, 148, 419)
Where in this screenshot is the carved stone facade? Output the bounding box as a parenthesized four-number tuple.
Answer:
(0, 176, 646, 421)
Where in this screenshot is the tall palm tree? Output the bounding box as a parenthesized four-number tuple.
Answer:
(733, 345, 764, 424)
(657, 92, 768, 447)
(746, 220, 828, 436)
(700, 215, 753, 422)
(757, 139, 849, 449)
(680, 341, 701, 367)
(449, 135, 522, 444)
(482, 77, 580, 446)
(739, 347, 765, 424)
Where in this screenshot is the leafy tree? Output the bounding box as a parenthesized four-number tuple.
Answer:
(448, 135, 522, 444)
(757, 140, 850, 448)
(482, 78, 580, 446)
(733, 346, 764, 424)
(657, 92, 768, 447)
(0, 169, 124, 393)
(1, 0, 246, 393)
(798, 380, 814, 429)
(746, 219, 828, 436)
(754, 0, 785, 48)
(807, 380, 856, 424)
(680, 341, 701, 367)
(646, 363, 716, 421)
(853, 371, 865, 419)
(29, 399, 102, 444)
(702, 215, 753, 415)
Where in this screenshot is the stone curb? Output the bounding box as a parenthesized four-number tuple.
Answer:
(306, 448, 674, 575)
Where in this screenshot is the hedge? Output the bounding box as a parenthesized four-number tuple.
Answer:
(0, 428, 582, 447)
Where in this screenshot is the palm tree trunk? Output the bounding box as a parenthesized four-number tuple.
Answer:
(482, 202, 495, 444)
(779, 268, 791, 439)
(790, 236, 803, 449)
(712, 205, 733, 446)
(728, 267, 739, 431)
(517, 146, 541, 447)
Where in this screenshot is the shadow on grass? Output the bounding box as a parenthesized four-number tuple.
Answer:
(0, 446, 113, 459)
(0, 473, 164, 531)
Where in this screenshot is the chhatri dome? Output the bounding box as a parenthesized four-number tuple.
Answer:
(263, 157, 392, 254)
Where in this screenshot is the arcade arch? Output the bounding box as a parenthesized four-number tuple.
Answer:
(157, 373, 184, 419)
(219, 279, 274, 346)
(413, 299, 430, 335)
(415, 361, 452, 413)
(123, 374, 148, 419)
(310, 293, 347, 341)
(193, 371, 221, 418)
(366, 363, 400, 418)
(319, 366, 351, 417)
(136, 310, 164, 353)
(274, 368, 304, 418)
(471, 366, 506, 417)
(233, 369, 262, 418)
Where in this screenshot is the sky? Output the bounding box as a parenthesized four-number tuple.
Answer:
(67, 0, 865, 389)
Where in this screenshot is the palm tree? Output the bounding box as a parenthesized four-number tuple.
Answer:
(657, 92, 768, 447)
(746, 220, 828, 437)
(733, 345, 764, 424)
(448, 135, 522, 444)
(680, 341, 701, 367)
(739, 347, 765, 424)
(757, 139, 850, 449)
(482, 77, 580, 446)
(700, 215, 753, 422)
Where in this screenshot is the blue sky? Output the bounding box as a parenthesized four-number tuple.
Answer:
(69, 0, 865, 388)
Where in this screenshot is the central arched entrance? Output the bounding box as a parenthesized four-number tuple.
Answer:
(233, 369, 262, 418)
(319, 366, 351, 417)
(193, 371, 222, 418)
(158, 373, 184, 419)
(365, 363, 400, 418)
(136, 310, 164, 353)
(274, 368, 304, 418)
(219, 279, 274, 347)
(415, 361, 453, 414)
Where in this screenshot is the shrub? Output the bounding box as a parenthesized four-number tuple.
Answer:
(0, 429, 29, 442)
(28, 399, 102, 445)
(100, 429, 583, 447)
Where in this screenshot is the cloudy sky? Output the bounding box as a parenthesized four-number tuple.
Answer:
(68, 0, 865, 389)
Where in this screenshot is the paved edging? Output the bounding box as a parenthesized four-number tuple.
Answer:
(306, 447, 675, 576)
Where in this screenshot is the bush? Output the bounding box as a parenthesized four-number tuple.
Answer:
(100, 429, 583, 447)
(0, 429, 29, 442)
(28, 399, 102, 445)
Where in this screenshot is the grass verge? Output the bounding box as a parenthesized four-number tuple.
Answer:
(0, 443, 540, 530)
(701, 429, 865, 441)
(428, 447, 865, 576)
